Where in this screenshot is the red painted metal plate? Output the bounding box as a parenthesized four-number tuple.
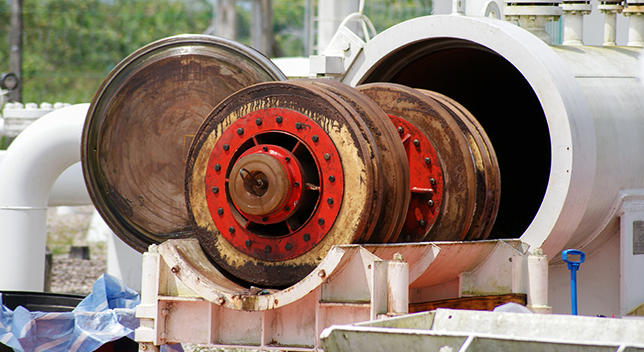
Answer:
(203, 107, 344, 261)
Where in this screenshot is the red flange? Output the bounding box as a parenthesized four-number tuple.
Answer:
(204, 107, 344, 261)
(387, 114, 445, 242)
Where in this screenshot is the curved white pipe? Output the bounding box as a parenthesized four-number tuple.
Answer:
(0, 104, 89, 291)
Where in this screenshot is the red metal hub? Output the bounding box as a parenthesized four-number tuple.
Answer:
(387, 114, 445, 242)
(204, 107, 344, 261)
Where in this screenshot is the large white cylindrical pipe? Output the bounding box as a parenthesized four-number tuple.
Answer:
(342, 15, 644, 260)
(0, 104, 89, 291)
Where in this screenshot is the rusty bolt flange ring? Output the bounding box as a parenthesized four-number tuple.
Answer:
(386, 113, 445, 242)
(186, 81, 376, 287)
(204, 107, 344, 262)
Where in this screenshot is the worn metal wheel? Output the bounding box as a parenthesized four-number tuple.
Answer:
(186, 81, 383, 287)
(358, 83, 499, 242)
(291, 79, 410, 243)
(82, 35, 286, 252)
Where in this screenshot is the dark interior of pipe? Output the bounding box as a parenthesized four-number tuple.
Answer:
(359, 38, 551, 239)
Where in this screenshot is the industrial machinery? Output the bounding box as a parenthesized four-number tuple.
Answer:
(77, 12, 644, 352)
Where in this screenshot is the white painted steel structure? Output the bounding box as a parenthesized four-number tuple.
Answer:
(0, 104, 89, 291)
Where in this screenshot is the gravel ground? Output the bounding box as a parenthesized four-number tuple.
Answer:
(47, 206, 106, 295)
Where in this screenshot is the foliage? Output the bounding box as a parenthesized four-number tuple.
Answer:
(0, 0, 431, 104)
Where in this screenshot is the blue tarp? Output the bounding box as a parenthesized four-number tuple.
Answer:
(0, 274, 182, 352)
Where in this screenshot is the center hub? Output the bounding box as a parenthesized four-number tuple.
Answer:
(229, 145, 304, 224)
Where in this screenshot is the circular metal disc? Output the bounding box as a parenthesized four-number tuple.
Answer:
(82, 35, 286, 252)
(292, 79, 410, 243)
(358, 83, 478, 242)
(186, 82, 377, 287)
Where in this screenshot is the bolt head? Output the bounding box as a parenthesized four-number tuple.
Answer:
(276, 116, 283, 123)
(245, 240, 252, 247)
(255, 118, 262, 125)
(318, 218, 325, 226)
(425, 157, 431, 164)
(262, 146, 268, 152)
(312, 135, 319, 142)
(430, 178, 437, 185)
(212, 186, 219, 194)
(427, 199, 434, 207)
(228, 226, 235, 234)
(413, 139, 420, 146)
(285, 206, 290, 211)
(419, 219, 426, 227)
(285, 243, 292, 251)
(214, 163, 221, 171)
(303, 233, 311, 241)
(295, 122, 303, 129)
(223, 144, 230, 151)
(217, 207, 224, 215)
(324, 153, 331, 160)
(329, 175, 335, 182)
(294, 182, 300, 187)
(237, 127, 244, 135)
(397, 126, 404, 134)
(285, 156, 290, 162)
(327, 197, 334, 205)
(262, 216, 268, 222)
(265, 245, 271, 252)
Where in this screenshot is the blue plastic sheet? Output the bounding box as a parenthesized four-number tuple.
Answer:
(0, 274, 183, 352)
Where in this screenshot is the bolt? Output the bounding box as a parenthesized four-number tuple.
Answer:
(256, 118, 262, 125)
(285, 156, 290, 162)
(212, 186, 219, 194)
(312, 135, 319, 142)
(397, 126, 404, 134)
(262, 146, 268, 152)
(274, 299, 279, 305)
(427, 199, 434, 207)
(318, 218, 325, 226)
(214, 163, 221, 171)
(425, 157, 431, 164)
(141, 345, 148, 350)
(329, 175, 335, 182)
(413, 139, 420, 146)
(303, 233, 311, 241)
(285, 243, 292, 251)
(285, 206, 290, 211)
(245, 240, 252, 247)
(218, 297, 225, 305)
(228, 226, 235, 234)
(217, 207, 224, 215)
(318, 269, 326, 278)
(294, 182, 300, 187)
(262, 217, 268, 222)
(324, 153, 331, 160)
(237, 128, 244, 135)
(419, 219, 426, 227)
(265, 245, 271, 252)
(276, 116, 283, 123)
(341, 41, 351, 51)
(171, 265, 180, 274)
(327, 197, 334, 205)
(295, 122, 303, 129)
(430, 178, 437, 185)
(223, 144, 230, 151)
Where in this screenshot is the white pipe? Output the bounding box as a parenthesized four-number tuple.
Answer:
(627, 14, 644, 47)
(0, 104, 89, 291)
(563, 11, 585, 45)
(49, 162, 93, 206)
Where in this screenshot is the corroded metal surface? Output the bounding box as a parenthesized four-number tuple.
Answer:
(358, 83, 478, 242)
(292, 79, 411, 244)
(82, 35, 286, 252)
(186, 81, 378, 287)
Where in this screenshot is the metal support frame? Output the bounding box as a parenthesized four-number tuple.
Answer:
(135, 239, 536, 350)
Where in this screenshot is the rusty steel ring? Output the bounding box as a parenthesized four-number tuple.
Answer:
(292, 79, 411, 244)
(358, 83, 479, 242)
(186, 81, 379, 287)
